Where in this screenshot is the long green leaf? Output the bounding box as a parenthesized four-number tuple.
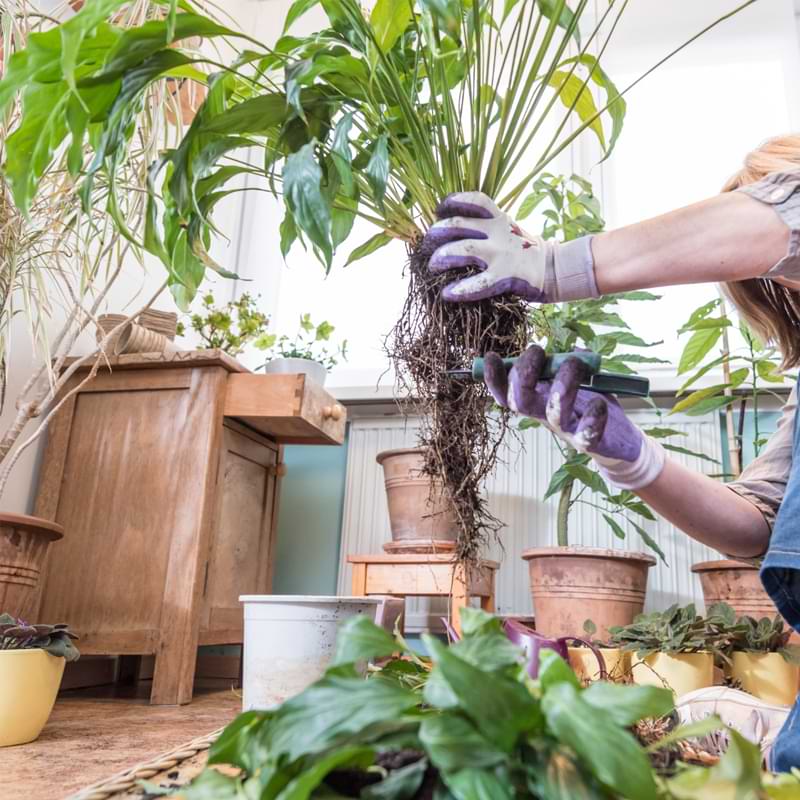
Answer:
(677, 327, 723, 375)
(371, 0, 413, 53)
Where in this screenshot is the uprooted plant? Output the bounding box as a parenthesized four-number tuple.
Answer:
(0, 0, 759, 558)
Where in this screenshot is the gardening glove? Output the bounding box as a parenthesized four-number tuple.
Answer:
(485, 345, 666, 491)
(423, 191, 599, 303)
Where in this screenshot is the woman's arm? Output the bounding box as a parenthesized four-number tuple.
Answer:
(636, 457, 770, 559)
(592, 192, 790, 294)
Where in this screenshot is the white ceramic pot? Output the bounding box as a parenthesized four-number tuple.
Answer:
(262, 357, 327, 386)
(239, 595, 382, 710)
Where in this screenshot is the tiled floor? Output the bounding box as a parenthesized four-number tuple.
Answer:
(5, 680, 240, 800)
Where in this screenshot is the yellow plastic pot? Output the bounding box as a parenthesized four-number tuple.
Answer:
(0, 650, 65, 747)
(568, 647, 630, 683)
(729, 652, 799, 707)
(630, 651, 715, 697)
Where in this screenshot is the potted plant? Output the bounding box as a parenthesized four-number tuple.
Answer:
(711, 602, 800, 707)
(0, 0, 747, 572)
(0, 614, 79, 747)
(671, 297, 790, 622)
(261, 314, 347, 387)
(375, 447, 458, 554)
(177, 292, 274, 357)
(568, 619, 630, 684)
(610, 604, 722, 697)
(517, 175, 705, 639)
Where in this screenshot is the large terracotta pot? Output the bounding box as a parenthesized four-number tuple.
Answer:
(0, 513, 63, 620)
(376, 448, 458, 554)
(522, 546, 656, 640)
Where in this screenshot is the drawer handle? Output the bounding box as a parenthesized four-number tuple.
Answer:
(322, 404, 344, 421)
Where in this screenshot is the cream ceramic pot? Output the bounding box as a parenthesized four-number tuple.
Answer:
(730, 651, 799, 707)
(568, 647, 630, 683)
(0, 650, 65, 747)
(630, 651, 715, 697)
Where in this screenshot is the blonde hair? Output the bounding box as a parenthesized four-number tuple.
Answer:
(722, 135, 800, 368)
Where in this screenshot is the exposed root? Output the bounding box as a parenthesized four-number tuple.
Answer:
(386, 236, 530, 563)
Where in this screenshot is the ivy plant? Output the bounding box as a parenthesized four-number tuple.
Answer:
(177, 292, 274, 356)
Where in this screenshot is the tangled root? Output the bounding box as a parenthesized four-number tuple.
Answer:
(386, 236, 530, 563)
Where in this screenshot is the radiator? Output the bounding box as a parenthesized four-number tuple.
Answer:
(337, 410, 724, 632)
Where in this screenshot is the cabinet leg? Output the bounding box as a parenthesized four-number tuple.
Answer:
(151, 641, 197, 705)
(351, 563, 368, 596)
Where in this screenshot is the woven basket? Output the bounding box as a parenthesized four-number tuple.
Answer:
(114, 322, 173, 355)
(95, 314, 127, 352)
(138, 309, 178, 340)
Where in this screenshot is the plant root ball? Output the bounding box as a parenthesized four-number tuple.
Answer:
(386, 236, 530, 562)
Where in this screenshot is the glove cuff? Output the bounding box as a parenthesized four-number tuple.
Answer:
(543, 235, 600, 302)
(594, 435, 666, 491)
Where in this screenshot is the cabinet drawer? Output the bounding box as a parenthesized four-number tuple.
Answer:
(224, 373, 346, 445)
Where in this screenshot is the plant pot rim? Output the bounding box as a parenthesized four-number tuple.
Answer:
(0, 513, 63, 541)
(0, 648, 57, 659)
(265, 356, 323, 365)
(691, 559, 759, 573)
(521, 546, 656, 566)
(239, 595, 382, 605)
(376, 447, 427, 464)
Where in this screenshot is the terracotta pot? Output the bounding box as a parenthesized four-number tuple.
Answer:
(114, 322, 175, 355)
(522, 547, 656, 639)
(692, 559, 781, 619)
(729, 652, 799, 707)
(631, 651, 715, 697)
(376, 448, 458, 554)
(0, 514, 63, 620)
(568, 646, 630, 684)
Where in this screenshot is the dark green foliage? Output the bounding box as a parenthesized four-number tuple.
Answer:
(708, 602, 800, 665)
(0, 612, 79, 661)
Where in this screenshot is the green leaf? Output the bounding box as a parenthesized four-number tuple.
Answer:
(684, 395, 737, 417)
(333, 616, 399, 666)
(345, 232, 392, 266)
(677, 327, 724, 375)
(181, 769, 241, 799)
(419, 714, 506, 773)
(280, 209, 299, 259)
(266, 669, 418, 761)
(643, 427, 686, 439)
(582, 682, 673, 728)
(203, 92, 288, 135)
(366, 134, 390, 205)
(564, 464, 609, 496)
(662, 444, 720, 464)
(284, 0, 322, 32)
(536, 0, 580, 44)
(618, 291, 661, 301)
(538, 650, 581, 692)
(207, 710, 268, 771)
(422, 635, 542, 752)
(283, 141, 333, 270)
(629, 520, 666, 563)
(331, 112, 355, 197)
(603, 513, 626, 541)
(671, 384, 729, 415)
(559, 55, 626, 159)
(443, 768, 514, 800)
(756, 358, 785, 383)
(277, 746, 375, 800)
(542, 682, 658, 800)
(547, 70, 604, 151)
(371, 0, 413, 53)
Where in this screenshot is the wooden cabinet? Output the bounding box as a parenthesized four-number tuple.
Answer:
(33, 350, 345, 704)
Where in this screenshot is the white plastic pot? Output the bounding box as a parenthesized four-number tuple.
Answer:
(262, 357, 327, 386)
(239, 595, 382, 710)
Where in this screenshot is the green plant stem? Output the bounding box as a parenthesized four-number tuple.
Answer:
(557, 473, 575, 547)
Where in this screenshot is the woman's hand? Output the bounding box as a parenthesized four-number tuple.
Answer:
(487, 345, 665, 490)
(422, 191, 598, 303)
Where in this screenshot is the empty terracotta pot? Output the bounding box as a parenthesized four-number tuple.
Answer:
(376, 448, 458, 553)
(522, 546, 656, 640)
(692, 559, 780, 618)
(0, 513, 64, 620)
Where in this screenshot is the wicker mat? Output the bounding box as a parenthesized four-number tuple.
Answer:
(67, 727, 225, 800)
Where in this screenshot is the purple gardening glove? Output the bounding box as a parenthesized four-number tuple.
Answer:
(422, 191, 599, 303)
(485, 346, 666, 490)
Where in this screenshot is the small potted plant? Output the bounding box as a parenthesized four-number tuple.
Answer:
(609, 604, 721, 697)
(177, 292, 275, 357)
(0, 614, 79, 747)
(568, 620, 630, 684)
(711, 602, 800, 707)
(261, 314, 347, 387)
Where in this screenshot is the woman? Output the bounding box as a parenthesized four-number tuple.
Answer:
(423, 135, 800, 770)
